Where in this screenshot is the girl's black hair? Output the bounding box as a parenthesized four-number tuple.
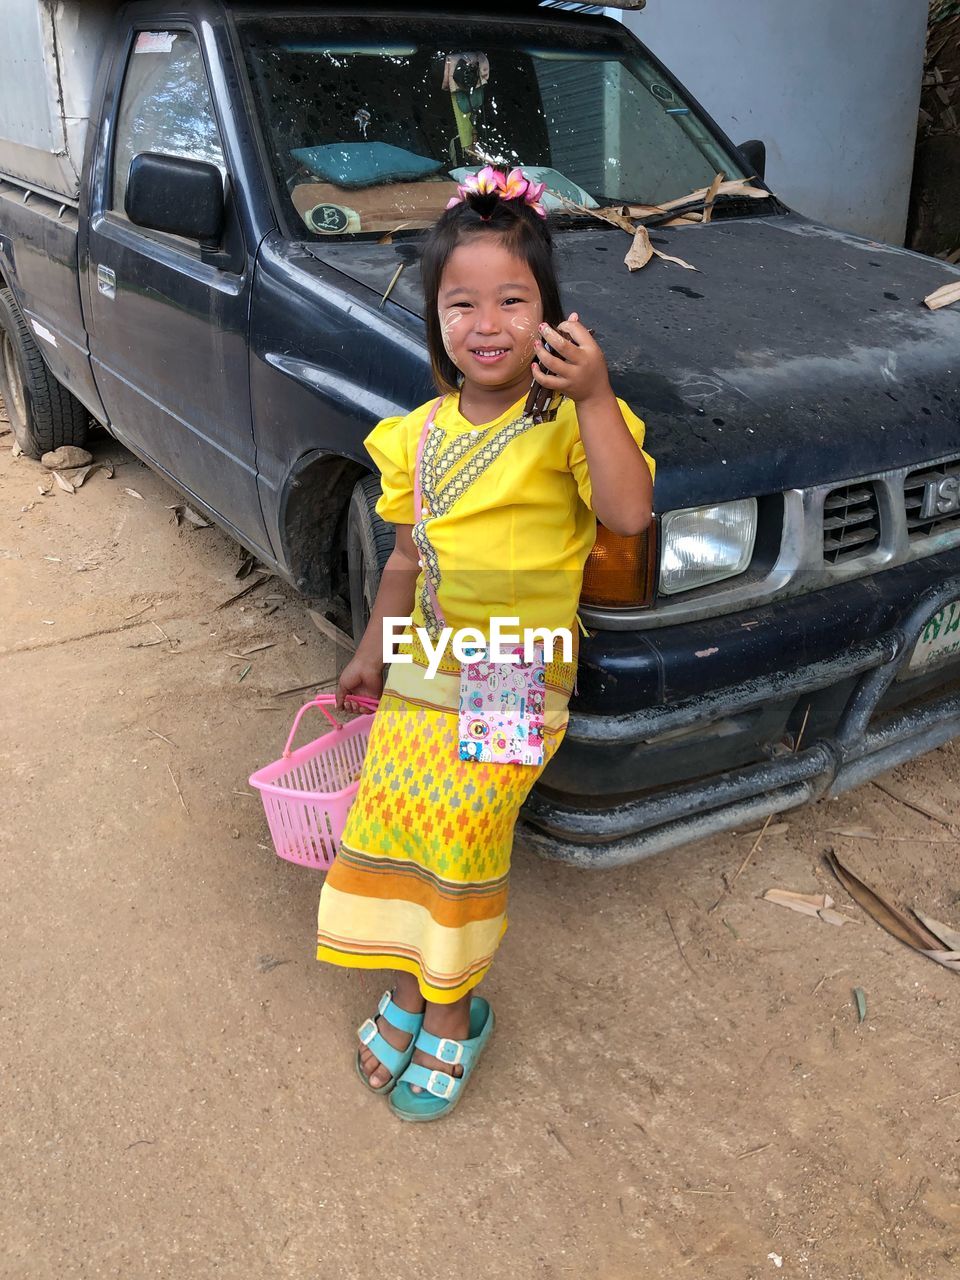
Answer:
(420, 187, 563, 394)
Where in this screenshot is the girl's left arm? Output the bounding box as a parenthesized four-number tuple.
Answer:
(533, 315, 653, 536)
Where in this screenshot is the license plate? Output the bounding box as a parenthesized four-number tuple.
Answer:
(907, 598, 960, 673)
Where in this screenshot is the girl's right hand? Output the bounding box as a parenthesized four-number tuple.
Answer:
(336, 654, 384, 712)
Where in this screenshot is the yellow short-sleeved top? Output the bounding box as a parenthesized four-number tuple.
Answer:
(364, 393, 654, 637)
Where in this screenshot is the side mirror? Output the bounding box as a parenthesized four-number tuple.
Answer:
(737, 139, 766, 183)
(125, 152, 225, 245)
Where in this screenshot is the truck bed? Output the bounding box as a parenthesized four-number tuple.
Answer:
(0, 0, 117, 202)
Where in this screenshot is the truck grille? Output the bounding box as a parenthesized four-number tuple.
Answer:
(822, 483, 881, 564)
(903, 457, 960, 541)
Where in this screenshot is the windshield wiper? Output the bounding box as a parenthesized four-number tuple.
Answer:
(638, 188, 776, 227)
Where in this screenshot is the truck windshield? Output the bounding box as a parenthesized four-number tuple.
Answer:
(236, 13, 747, 238)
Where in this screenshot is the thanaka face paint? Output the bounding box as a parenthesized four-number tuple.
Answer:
(440, 306, 466, 360)
(508, 311, 540, 364)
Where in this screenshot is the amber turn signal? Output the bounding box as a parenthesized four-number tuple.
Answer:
(580, 522, 657, 608)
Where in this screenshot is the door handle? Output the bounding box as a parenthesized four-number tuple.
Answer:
(97, 264, 116, 300)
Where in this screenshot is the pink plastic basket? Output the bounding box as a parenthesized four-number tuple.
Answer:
(249, 694, 378, 869)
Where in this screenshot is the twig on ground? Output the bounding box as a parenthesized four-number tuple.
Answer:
(147, 727, 175, 747)
(665, 909, 696, 974)
(708, 814, 775, 912)
(215, 573, 270, 611)
(679, 1188, 732, 1196)
(151, 620, 179, 652)
(794, 704, 811, 753)
(123, 602, 156, 621)
(872, 779, 955, 829)
(166, 763, 188, 813)
(546, 1125, 572, 1157)
(274, 677, 338, 698)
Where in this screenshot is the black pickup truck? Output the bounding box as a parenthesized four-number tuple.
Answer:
(2, 0, 959, 866)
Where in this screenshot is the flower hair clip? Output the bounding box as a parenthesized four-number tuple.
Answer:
(446, 165, 548, 219)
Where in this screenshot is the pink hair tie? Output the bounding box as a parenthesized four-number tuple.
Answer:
(446, 165, 548, 219)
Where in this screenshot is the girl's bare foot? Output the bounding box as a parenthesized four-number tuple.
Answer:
(358, 971, 425, 1089)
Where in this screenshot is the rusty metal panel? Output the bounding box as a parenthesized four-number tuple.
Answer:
(0, 0, 117, 200)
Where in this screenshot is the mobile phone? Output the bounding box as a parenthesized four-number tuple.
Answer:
(534, 338, 562, 373)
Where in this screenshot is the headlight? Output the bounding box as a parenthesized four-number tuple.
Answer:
(659, 498, 758, 595)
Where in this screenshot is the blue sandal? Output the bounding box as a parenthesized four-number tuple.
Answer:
(355, 989, 424, 1095)
(388, 997, 494, 1122)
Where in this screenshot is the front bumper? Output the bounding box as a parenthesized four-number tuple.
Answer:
(521, 551, 960, 868)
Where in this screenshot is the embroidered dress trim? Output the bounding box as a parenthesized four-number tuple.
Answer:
(415, 405, 541, 641)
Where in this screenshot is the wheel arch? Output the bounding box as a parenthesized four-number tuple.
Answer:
(278, 449, 372, 600)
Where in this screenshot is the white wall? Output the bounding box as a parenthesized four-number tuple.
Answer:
(618, 0, 928, 245)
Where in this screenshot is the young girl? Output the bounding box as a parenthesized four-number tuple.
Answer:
(317, 167, 654, 1122)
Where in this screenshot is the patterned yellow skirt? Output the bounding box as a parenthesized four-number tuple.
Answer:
(316, 643, 575, 1003)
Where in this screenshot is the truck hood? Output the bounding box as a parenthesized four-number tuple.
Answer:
(308, 212, 960, 509)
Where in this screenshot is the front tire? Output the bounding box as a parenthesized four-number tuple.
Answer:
(0, 287, 89, 459)
(346, 473, 395, 640)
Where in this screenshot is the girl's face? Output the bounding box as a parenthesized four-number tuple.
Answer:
(438, 238, 543, 394)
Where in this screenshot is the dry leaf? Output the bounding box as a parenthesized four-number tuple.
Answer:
(656, 177, 767, 214)
(378, 222, 413, 244)
(623, 204, 664, 218)
(827, 826, 878, 839)
(924, 281, 960, 310)
(124, 487, 144, 500)
(624, 225, 654, 271)
(37, 479, 53, 496)
(236, 553, 256, 580)
(226, 642, 276, 658)
(652, 247, 698, 271)
(818, 907, 856, 927)
(913, 910, 960, 952)
(552, 194, 636, 233)
(168, 503, 211, 528)
(765, 886, 860, 927)
(764, 888, 833, 918)
(744, 822, 790, 838)
(72, 462, 114, 489)
(826, 851, 960, 971)
(594, 204, 639, 233)
(53, 471, 75, 494)
(701, 171, 725, 225)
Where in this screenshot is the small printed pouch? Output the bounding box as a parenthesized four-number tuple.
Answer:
(458, 645, 546, 767)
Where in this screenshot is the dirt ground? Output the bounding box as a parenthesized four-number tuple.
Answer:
(2, 420, 959, 1280)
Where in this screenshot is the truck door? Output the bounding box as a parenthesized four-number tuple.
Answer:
(84, 26, 268, 550)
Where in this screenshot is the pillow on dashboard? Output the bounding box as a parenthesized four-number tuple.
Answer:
(290, 143, 443, 189)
